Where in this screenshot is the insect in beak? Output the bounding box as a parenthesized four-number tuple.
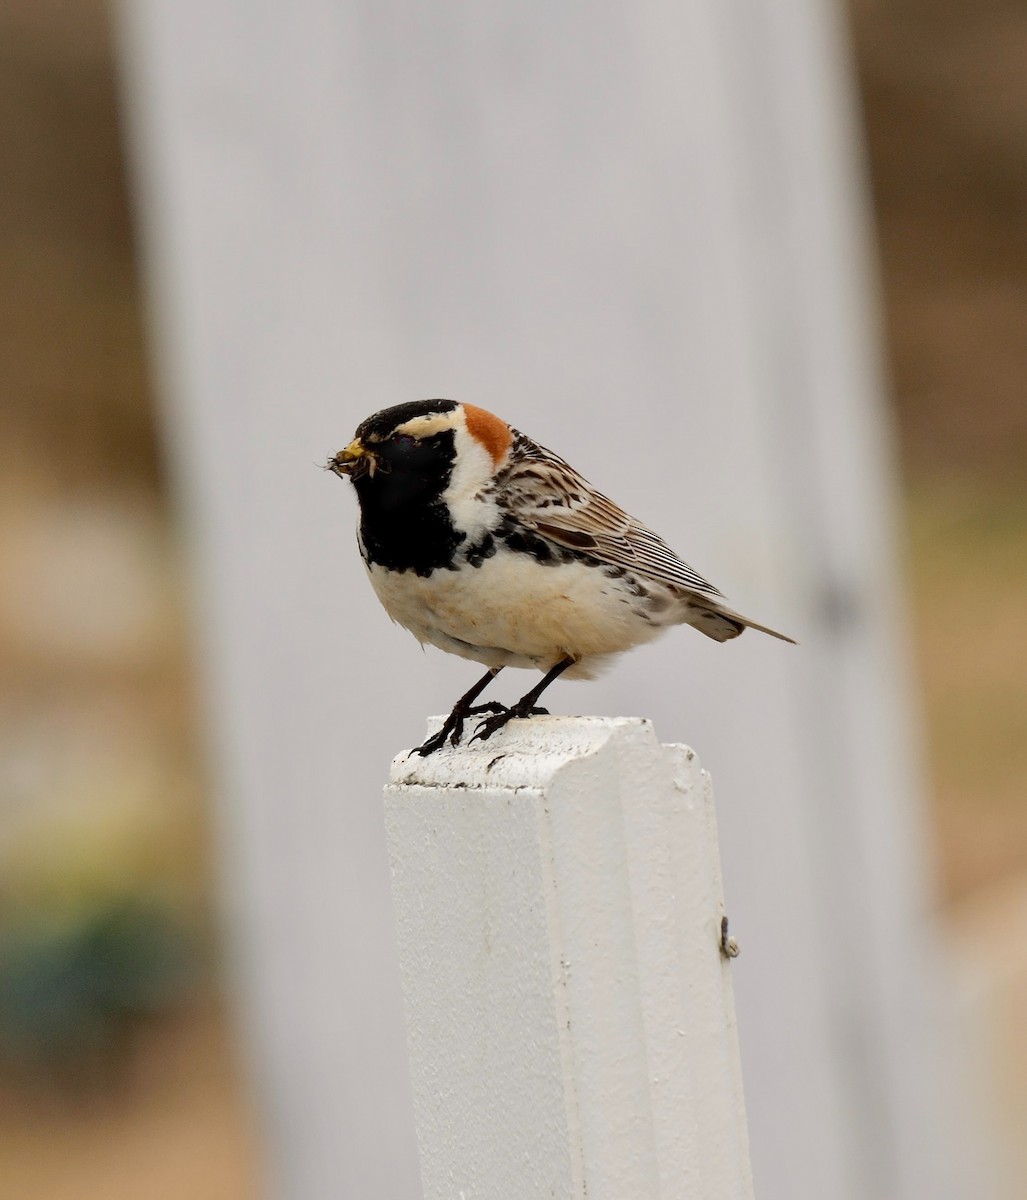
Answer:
(328, 439, 377, 479)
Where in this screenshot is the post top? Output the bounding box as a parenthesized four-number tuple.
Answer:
(390, 715, 698, 792)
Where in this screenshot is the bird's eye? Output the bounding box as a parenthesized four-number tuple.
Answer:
(391, 434, 419, 450)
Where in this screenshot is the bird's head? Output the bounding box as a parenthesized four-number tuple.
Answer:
(327, 400, 513, 511)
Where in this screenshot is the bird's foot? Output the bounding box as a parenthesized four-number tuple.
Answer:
(414, 702, 510, 756)
(470, 703, 549, 744)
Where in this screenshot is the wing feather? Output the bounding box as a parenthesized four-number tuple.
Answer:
(495, 440, 723, 598)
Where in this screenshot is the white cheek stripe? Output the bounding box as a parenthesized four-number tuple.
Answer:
(443, 421, 499, 540)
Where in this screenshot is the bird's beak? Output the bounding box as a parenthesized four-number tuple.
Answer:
(327, 439, 376, 479)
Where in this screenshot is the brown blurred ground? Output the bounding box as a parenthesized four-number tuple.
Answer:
(853, 0, 1027, 900)
(0, 1006, 258, 1200)
(0, 2, 257, 1194)
(0, 0, 1024, 1195)
(853, 0, 1027, 479)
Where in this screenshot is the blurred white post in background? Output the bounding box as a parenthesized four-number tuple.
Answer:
(118, 2, 983, 1197)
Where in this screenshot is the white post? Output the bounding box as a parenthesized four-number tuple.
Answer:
(385, 716, 753, 1200)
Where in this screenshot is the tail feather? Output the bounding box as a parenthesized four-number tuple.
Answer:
(688, 600, 797, 645)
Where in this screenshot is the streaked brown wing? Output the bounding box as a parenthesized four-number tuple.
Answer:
(496, 441, 724, 598)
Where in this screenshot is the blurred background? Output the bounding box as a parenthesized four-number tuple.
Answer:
(0, 1, 1024, 1197)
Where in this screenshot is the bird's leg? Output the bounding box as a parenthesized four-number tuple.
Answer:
(471, 657, 575, 743)
(415, 666, 505, 756)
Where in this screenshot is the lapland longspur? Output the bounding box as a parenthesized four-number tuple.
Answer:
(329, 400, 794, 755)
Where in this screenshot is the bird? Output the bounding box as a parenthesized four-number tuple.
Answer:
(328, 399, 794, 755)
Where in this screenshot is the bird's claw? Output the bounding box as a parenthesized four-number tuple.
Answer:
(413, 729, 449, 756)
(470, 704, 548, 744)
(414, 702, 510, 756)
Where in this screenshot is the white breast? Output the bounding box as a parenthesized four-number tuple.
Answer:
(366, 551, 673, 678)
